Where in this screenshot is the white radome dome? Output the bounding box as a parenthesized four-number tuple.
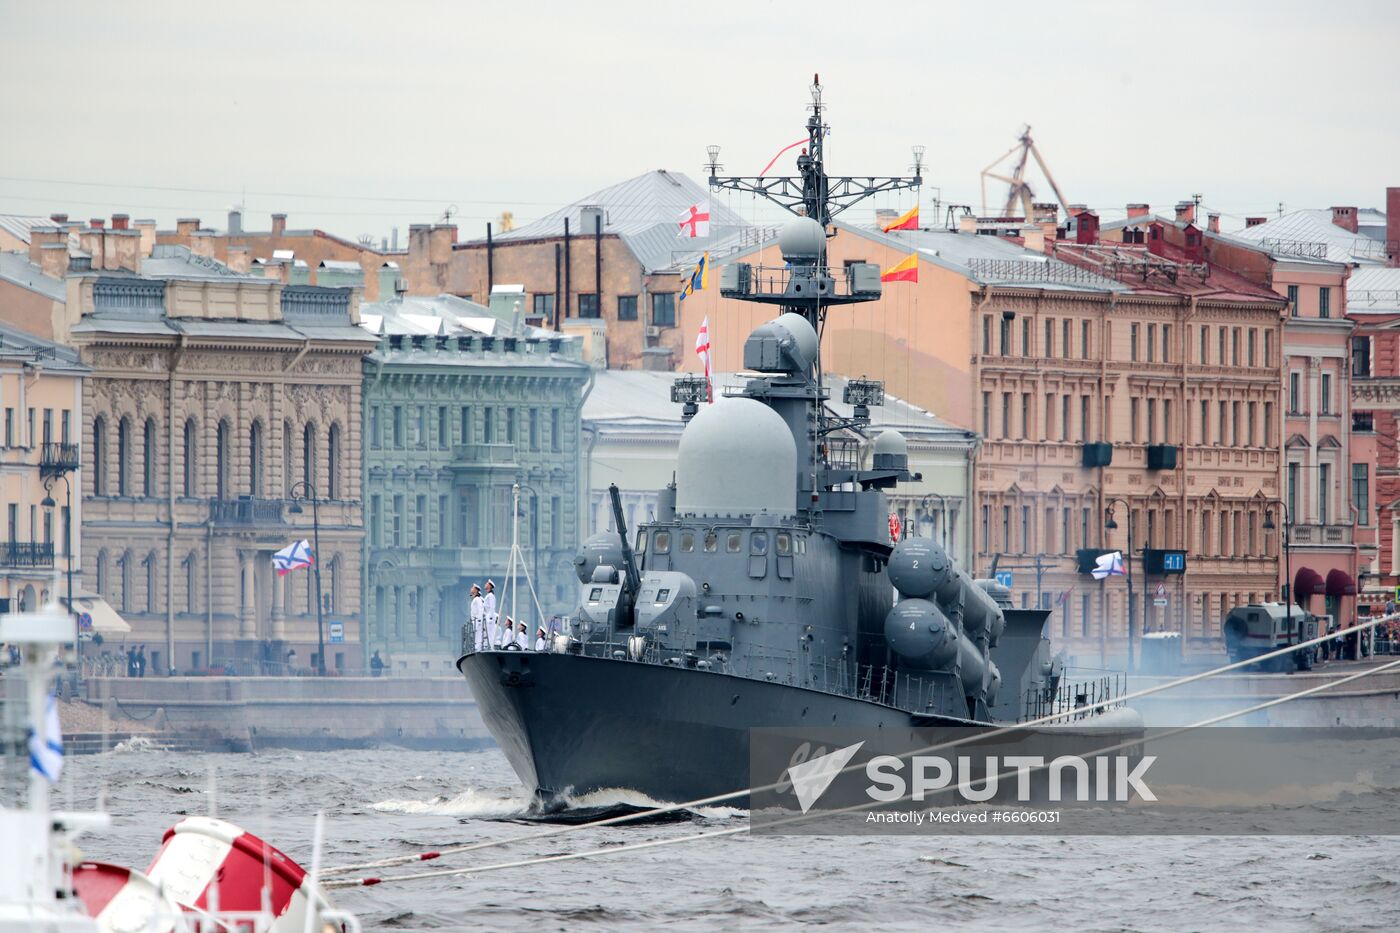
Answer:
(676, 397, 796, 519)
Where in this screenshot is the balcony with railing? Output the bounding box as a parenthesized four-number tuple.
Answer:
(1288, 523, 1352, 547)
(0, 542, 55, 568)
(450, 444, 518, 466)
(209, 497, 285, 525)
(40, 442, 81, 475)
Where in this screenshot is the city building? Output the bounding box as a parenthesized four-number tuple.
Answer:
(0, 220, 376, 674)
(0, 320, 87, 620)
(399, 170, 751, 371)
(679, 210, 1287, 660)
(359, 295, 590, 674)
(582, 371, 980, 566)
(156, 210, 403, 300)
(1117, 204, 1363, 625)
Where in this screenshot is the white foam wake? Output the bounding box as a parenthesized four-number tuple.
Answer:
(371, 786, 529, 817)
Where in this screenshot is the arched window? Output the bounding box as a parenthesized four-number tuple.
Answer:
(183, 551, 197, 615)
(117, 417, 131, 496)
(92, 417, 107, 496)
(249, 421, 263, 497)
(303, 423, 317, 492)
(282, 420, 293, 495)
(182, 418, 198, 497)
(216, 419, 231, 500)
(142, 418, 158, 497)
(144, 551, 157, 614)
(327, 424, 341, 500)
(95, 550, 108, 598)
(117, 550, 131, 612)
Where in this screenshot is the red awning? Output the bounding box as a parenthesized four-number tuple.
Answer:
(1293, 567, 1326, 605)
(1325, 569, 1357, 597)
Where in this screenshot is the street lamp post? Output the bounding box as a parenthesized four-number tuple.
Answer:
(1104, 497, 1136, 672)
(1264, 502, 1293, 645)
(287, 481, 326, 676)
(920, 492, 948, 554)
(41, 475, 75, 678)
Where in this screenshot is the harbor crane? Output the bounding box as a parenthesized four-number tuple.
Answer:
(980, 126, 1072, 220)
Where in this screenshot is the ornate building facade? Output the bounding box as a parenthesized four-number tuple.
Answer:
(47, 232, 375, 674)
(359, 296, 589, 674)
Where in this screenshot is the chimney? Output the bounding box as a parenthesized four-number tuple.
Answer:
(78, 229, 104, 268)
(1126, 203, 1150, 220)
(1330, 206, 1358, 234)
(226, 245, 251, 274)
(1075, 210, 1100, 245)
(39, 243, 70, 279)
(176, 217, 200, 237)
(190, 229, 217, 259)
(1245, 216, 1268, 228)
(28, 227, 63, 266)
(1387, 187, 1400, 267)
(1066, 203, 1089, 218)
(957, 214, 977, 234)
(89, 218, 105, 230)
(49, 213, 68, 224)
(228, 209, 243, 235)
(1023, 226, 1045, 254)
(134, 219, 157, 257)
(1207, 213, 1221, 234)
(271, 213, 287, 236)
(108, 230, 141, 272)
(1174, 201, 1196, 224)
(1031, 202, 1058, 225)
(110, 213, 130, 230)
(874, 208, 899, 230)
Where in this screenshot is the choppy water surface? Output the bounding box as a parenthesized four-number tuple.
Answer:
(63, 746, 1400, 932)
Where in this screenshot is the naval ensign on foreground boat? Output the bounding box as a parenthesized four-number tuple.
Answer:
(457, 77, 1142, 807)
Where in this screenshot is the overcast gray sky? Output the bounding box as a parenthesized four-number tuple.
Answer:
(2, 0, 1395, 242)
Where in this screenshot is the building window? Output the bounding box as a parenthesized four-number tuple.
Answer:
(551, 495, 562, 547)
(1217, 401, 1227, 445)
(415, 494, 426, 547)
(327, 424, 341, 499)
(1081, 320, 1091, 359)
(982, 316, 991, 354)
(392, 494, 404, 546)
(1264, 330, 1273, 367)
(370, 495, 381, 546)
(1354, 411, 1374, 432)
(578, 293, 600, 318)
(551, 409, 561, 453)
(1080, 395, 1089, 442)
(1044, 318, 1054, 357)
(1000, 316, 1012, 355)
(1061, 394, 1070, 442)
(1264, 402, 1274, 445)
(1247, 330, 1256, 367)
(182, 418, 197, 496)
(1289, 372, 1300, 413)
(1146, 398, 1157, 444)
(1231, 328, 1241, 366)
(1020, 506, 1031, 552)
(1354, 464, 1370, 524)
(980, 505, 990, 553)
(1287, 285, 1299, 316)
(529, 408, 540, 451)
(506, 408, 517, 444)
(1062, 319, 1072, 359)
(216, 420, 230, 500)
(437, 407, 448, 450)
(1321, 373, 1331, 414)
(1021, 318, 1031, 356)
(617, 295, 638, 321)
(1247, 402, 1256, 446)
(981, 392, 991, 438)
(1287, 462, 1299, 517)
(1130, 398, 1140, 442)
(1318, 463, 1330, 525)
(1001, 506, 1011, 551)
(533, 294, 555, 321)
(413, 406, 425, 446)
(282, 420, 293, 493)
(1001, 393, 1011, 439)
(117, 417, 131, 496)
(457, 488, 478, 547)
(438, 494, 450, 546)
(1146, 324, 1155, 362)
(392, 406, 403, 447)
(248, 421, 262, 497)
(1352, 336, 1371, 377)
(1020, 393, 1030, 439)
(184, 552, 197, 615)
(303, 423, 318, 489)
(92, 416, 107, 495)
(1319, 287, 1331, 318)
(651, 293, 676, 326)
(483, 407, 494, 444)
(1130, 323, 1139, 362)
(370, 406, 381, 449)
(1217, 327, 1226, 365)
(460, 407, 472, 445)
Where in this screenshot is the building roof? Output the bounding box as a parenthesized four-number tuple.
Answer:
(0, 213, 50, 246)
(1347, 266, 1400, 314)
(360, 294, 537, 338)
(1230, 209, 1392, 265)
(141, 245, 265, 281)
(0, 251, 65, 301)
(487, 170, 749, 274)
(360, 294, 585, 368)
(0, 319, 87, 374)
(584, 369, 976, 446)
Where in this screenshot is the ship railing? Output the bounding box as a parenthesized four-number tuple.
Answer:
(1018, 671, 1128, 723)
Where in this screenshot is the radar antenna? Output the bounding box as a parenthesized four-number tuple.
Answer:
(705, 74, 923, 227)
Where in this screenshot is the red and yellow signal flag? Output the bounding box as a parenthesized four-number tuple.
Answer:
(880, 253, 918, 283)
(881, 205, 919, 232)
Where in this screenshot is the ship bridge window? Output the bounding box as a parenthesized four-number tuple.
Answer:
(588, 587, 603, 602)
(795, 536, 807, 555)
(704, 531, 718, 552)
(654, 531, 671, 554)
(636, 530, 648, 554)
(726, 532, 742, 553)
(775, 533, 791, 556)
(750, 532, 768, 555)
(680, 532, 695, 552)
(654, 588, 671, 604)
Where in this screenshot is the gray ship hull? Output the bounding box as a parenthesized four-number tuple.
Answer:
(457, 649, 1142, 807)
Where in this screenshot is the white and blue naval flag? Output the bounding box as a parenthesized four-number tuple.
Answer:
(272, 540, 315, 577)
(29, 693, 63, 784)
(1091, 550, 1126, 580)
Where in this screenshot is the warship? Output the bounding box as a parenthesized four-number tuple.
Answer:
(458, 77, 1141, 807)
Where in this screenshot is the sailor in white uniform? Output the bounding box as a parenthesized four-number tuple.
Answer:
(513, 621, 530, 649)
(469, 584, 487, 651)
(534, 626, 548, 651)
(482, 580, 499, 646)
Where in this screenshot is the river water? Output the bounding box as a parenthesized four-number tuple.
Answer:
(62, 744, 1400, 932)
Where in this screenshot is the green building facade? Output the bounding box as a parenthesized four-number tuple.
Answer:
(360, 296, 590, 674)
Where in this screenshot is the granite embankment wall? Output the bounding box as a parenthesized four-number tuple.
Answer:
(82, 676, 491, 751)
(1126, 660, 1400, 727)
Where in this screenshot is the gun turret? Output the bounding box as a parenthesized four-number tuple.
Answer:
(608, 483, 642, 596)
